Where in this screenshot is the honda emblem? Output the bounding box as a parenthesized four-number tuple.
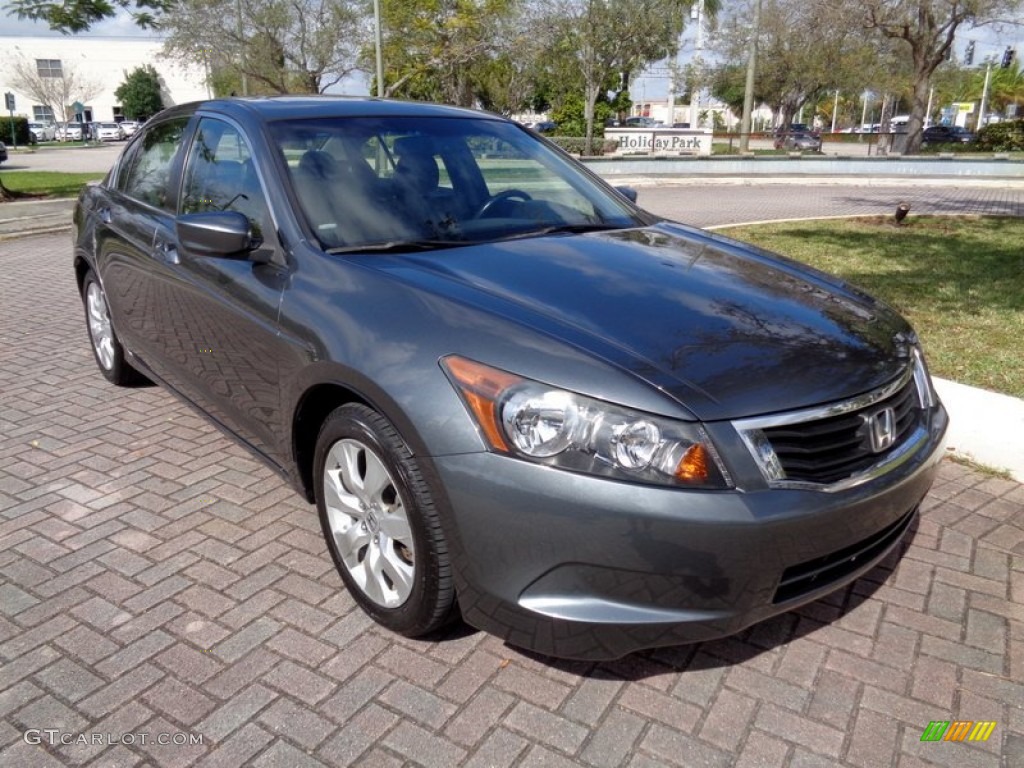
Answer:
(867, 407, 897, 453)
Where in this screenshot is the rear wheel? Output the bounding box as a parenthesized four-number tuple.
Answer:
(314, 403, 455, 636)
(81, 269, 145, 385)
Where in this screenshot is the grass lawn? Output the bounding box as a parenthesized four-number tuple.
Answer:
(1, 171, 104, 198)
(724, 216, 1024, 399)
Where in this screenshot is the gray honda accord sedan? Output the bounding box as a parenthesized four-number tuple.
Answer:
(73, 97, 947, 659)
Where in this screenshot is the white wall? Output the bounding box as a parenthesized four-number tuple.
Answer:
(0, 35, 209, 122)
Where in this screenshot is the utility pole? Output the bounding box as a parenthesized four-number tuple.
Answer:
(859, 91, 870, 141)
(373, 0, 385, 97)
(689, 0, 706, 129)
(978, 62, 992, 130)
(831, 90, 839, 133)
(236, 0, 248, 95)
(738, 0, 761, 152)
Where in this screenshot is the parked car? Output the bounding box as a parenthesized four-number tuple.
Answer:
(119, 120, 140, 137)
(28, 122, 56, 142)
(530, 120, 557, 134)
(95, 122, 125, 141)
(73, 97, 947, 660)
(775, 131, 823, 152)
(0, 140, 7, 164)
(56, 122, 83, 141)
(922, 125, 975, 144)
(624, 116, 662, 128)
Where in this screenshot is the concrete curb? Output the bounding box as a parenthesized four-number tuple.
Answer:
(604, 175, 1024, 188)
(934, 378, 1024, 482)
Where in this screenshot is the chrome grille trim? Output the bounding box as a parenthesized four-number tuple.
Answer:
(733, 356, 934, 492)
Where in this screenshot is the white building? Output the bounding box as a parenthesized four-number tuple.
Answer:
(1, 35, 209, 123)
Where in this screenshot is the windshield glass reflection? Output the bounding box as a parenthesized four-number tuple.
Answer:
(269, 116, 641, 251)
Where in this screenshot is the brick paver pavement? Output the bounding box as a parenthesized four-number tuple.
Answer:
(1, 233, 1022, 767)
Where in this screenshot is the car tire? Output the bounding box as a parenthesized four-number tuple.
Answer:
(81, 269, 146, 386)
(314, 403, 456, 637)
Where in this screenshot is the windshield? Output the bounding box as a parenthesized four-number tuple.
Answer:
(268, 116, 642, 251)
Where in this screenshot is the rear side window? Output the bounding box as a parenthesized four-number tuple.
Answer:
(119, 117, 190, 211)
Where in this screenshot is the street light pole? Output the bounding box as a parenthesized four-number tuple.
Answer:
(738, 0, 761, 152)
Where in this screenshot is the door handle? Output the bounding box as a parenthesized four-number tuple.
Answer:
(153, 239, 179, 265)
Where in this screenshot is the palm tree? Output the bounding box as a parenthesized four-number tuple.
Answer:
(980, 62, 1024, 115)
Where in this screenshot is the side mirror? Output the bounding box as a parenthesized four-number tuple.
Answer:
(176, 211, 257, 258)
(614, 186, 638, 203)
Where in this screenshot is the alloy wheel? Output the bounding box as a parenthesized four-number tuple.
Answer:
(322, 438, 416, 607)
(86, 281, 115, 371)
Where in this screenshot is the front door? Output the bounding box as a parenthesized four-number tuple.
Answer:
(158, 116, 291, 463)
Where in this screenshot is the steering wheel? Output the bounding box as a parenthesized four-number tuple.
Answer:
(475, 188, 533, 218)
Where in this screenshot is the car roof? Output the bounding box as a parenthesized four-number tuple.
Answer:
(159, 95, 499, 124)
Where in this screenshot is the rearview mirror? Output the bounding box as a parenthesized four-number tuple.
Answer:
(176, 211, 257, 258)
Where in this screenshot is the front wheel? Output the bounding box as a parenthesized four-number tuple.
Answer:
(314, 403, 455, 636)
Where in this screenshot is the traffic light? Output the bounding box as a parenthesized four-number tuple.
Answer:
(1002, 47, 1016, 69)
(964, 41, 975, 66)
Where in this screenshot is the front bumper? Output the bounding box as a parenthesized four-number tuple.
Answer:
(434, 404, 947, 660)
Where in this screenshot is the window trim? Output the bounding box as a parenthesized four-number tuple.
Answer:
(184, 111, 283, 250)
(115, 114, 194, 214)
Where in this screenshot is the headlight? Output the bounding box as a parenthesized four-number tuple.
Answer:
(442, 356, 732, 489)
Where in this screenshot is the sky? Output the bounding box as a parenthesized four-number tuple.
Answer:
(0, 8, 159, 37)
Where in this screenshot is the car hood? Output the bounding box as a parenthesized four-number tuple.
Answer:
(369, 224, 912, 421)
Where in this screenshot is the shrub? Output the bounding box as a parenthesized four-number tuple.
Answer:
(546, 136, 618, 156)
(976, 119, 1024, 151)
(1, 117, 35, 147)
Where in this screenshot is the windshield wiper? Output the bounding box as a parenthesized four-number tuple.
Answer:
(494, 223, 626, 242)
(326, 238, 470, 254)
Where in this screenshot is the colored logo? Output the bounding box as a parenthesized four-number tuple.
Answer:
(920, 721, 997, 742)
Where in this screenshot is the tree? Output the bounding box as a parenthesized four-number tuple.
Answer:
(6, 55, 103, 125)
(373, 0, 521, 106)
(713, 0, 880, 130)
(538, 0, 690, 154)
(161, 0, 364, 94)
(4, 0, 174, 33)
(114, 65, 164, 119)
(850, 0, 1024, 153)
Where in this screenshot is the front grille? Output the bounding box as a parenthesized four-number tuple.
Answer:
(773, 507, 917, 603)
(761, 374, 921, 485)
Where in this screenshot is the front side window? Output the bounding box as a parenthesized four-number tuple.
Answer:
(269, 116, 641, 251)
(180, 118, 269, 240)
(36, 59, 62, 78)
(120, 117, 190, 211)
